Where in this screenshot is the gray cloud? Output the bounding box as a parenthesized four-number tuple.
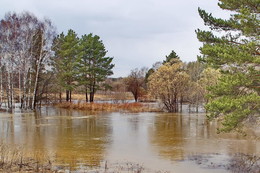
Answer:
(0, 0, 230, 77)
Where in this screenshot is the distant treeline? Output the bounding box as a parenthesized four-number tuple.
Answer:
(0, 12, 114, 109)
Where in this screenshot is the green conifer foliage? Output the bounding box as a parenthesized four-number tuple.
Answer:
(77, 33, 114, 102)
(52, 29, 79, 102)
(196, 0, 260, 132)
(163, 50, 180, 65)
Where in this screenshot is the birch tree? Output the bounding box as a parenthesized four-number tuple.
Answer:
(0, 11, 56, 110)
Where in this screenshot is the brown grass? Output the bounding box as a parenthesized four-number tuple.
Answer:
(0, 142, 148, 172)
(61, 92, 134, 101)
(0, 143, 53, 172)
(55, 102, 160, 113)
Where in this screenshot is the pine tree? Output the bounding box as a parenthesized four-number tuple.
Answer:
(196, 0, 260, 132)
(163, 50, 180, 65)
(77, 33, 114, 102)
(52, 29, 79, 102)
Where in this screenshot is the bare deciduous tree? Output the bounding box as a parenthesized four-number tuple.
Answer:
(125, 67, 148, 102)
(0, 11, 56, 110)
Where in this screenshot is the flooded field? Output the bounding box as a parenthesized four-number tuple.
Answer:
(0, 107, 259, 172)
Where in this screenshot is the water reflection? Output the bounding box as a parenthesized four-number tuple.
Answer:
(0, 108, 259, 172)
(150, 113, 185, 160)
(149, 113, 259, 162)
(0, 107, 111, 167)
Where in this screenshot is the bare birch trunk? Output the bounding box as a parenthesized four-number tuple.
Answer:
(32, 35, 44, 109)
(11, 73, 14, 108)
(0, 70, 2, 106)
(7, 72, 11, 108)
(27, 71, 32, 109)
(32, 61, 39, 109)
(69, 90, 72, 103)
(22, 70, 27, 109)
(19, 70, 22, 108)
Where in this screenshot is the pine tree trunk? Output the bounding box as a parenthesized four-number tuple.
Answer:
(59, 88, 62, 103)
(85, 88, 88, 102)
(69, 90, 72, 103)
(90, 92, 94, 102)
(90, 87, 94, 102)
(66, 90, 69, 102)
(90, 84, 95, 102)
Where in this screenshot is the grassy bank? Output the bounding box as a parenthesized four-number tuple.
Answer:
(59, 92, 134, 101)
(55, 102, 160, 113)
(0, 143, 146, 173)
(1, 143, 259, 173)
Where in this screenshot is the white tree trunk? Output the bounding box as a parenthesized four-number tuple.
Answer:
(27, 71, 32, 109)
(32, 34, 44, 109)
(0, 69, 2, 105)
(19, 70, 22, 108)
(22, 69, 28, 109)
(7, 72, 11, 108)
(11, 73, 14, 108)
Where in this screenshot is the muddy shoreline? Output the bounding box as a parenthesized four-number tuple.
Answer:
(0, 151, 259, 173)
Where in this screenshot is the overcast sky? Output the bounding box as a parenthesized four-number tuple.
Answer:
(0, 0, 230, 77)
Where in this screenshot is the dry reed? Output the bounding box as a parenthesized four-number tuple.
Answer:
(0, 143, 149, 172)
(0, 143, 53, 172)
(55, 102, 160, 113)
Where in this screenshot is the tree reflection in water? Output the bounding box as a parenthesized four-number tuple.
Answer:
(51, 110, 108, 168)
(150, 113, 185, 160)
(149, 112, 260, 173)
(0, 109, 259, 172)
(0, 107, 112, 169)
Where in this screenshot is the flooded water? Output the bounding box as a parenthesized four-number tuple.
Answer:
(0, 107, 259, 172)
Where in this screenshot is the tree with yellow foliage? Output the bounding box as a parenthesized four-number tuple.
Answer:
(148, 61, 189, 112)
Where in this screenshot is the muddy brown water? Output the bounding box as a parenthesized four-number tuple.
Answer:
(0, 107, 259, 172)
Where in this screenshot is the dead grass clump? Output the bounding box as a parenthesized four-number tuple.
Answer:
(55, 102, 160, 113)
(0, 143, 53, 172)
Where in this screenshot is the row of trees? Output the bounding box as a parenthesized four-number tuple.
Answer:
(0, 12, 114, 109)
(119, 50, 220, 113)
(0, 0, 258, 133)
(123, 0, 259, 133)
(52, 30, 114, 102)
